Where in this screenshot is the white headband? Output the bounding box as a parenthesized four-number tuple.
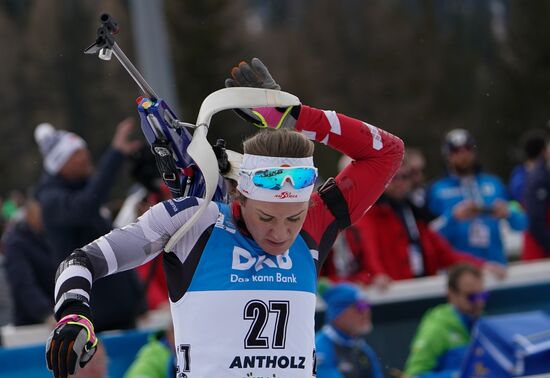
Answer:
(237, 154, 316, 202)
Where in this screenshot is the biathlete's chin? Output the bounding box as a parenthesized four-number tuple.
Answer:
(262, 240, 292, 255)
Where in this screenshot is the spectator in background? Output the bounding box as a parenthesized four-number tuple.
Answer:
(33, 120, 147, 332)
(316, 283, 383, 378)
(33, 120, 140, 263)
(0, 196, 3, 233)
(321, 155, 378, 286)
(113, 144, 168, 229)
(508, 129, 548, 204)
(322, 223, 372, 286)
(1, 189, 26, 223)
(124, 323, 176, 378)
(522, 140, 550, 260)
(0, 244, 13, 327)
(3, 198, 57, 326)
(358, 155, 505, 289)
(114, 145, 171, 310)
(406, 148, 428, 209)
(428, 129, 527, 264)
(403, 264, 488, 378)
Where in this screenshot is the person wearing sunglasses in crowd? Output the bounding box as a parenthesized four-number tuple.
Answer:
(351, 153, 506, 290)
(45, 58, 404, 378)
(405, 148, 428, 210)
(402, 264, 489, 378)
(428, 129, 526, 265)
(315, 283, 383, 378)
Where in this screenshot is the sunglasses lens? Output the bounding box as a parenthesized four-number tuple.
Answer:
(467, 291, 489, 303)
(356, 300, 371, 312)
(251, 167, 317, 190)
(289, 168, 318, 188)
(450, 145, 473, 153)
(252, 168, 285, 189)
(394, 173, 410, 181)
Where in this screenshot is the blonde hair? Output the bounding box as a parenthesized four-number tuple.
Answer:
(243, 129, 314, 158)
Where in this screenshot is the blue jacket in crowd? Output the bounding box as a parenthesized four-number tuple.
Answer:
(508, 164, 528, 203)
(3, 222, 57, 325)
(316, 325, 383, 378)
(428, 172, 527, 264)
(34, 148, 147, 331)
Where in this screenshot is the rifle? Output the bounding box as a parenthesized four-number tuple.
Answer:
(84, 14, 300, 250)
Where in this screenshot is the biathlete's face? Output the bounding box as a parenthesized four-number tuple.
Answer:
(240, 198, 309, 255)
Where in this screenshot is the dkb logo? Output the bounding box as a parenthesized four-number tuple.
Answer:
(232, 246, 292, 271)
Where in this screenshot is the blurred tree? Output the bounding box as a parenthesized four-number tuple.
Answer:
(243, 0, 449, 178)
(242, 0, 541, 181)
(483, 1, 550, 178)
(0, 5, 29, 194)
(165, 0, 253, 152)
(0, 0, 138, 195)
(1, 0, 549, 200)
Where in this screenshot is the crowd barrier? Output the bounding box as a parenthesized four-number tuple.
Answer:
(0, 329, 150, 378)
(0, 308, 171, 377)
(461, 311, 550, 377)
(362, 259, 550, 374)
(0, 259, 549, 377)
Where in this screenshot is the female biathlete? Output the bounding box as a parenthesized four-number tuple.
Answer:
(46, 58, 404, 378)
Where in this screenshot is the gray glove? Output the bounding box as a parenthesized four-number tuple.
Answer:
(225, 57, 281, 90)
(225, 58, 299, 129)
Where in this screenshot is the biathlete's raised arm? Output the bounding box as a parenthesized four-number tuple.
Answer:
(295, 104, 404, 265)
(47, 58, 403, 378)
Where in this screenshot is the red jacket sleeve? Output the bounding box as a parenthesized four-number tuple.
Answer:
(298, 105, 404, 262)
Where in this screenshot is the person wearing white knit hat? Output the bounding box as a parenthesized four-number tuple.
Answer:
(34, 118, 147, 338)
(34, 123, 91, 179)
(33, 117, 141, 258)
(34, 121, 140, 181)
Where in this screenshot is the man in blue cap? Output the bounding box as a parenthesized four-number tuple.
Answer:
(316, 283, 383, 378)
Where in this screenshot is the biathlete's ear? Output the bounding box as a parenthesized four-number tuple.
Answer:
(237, 193, 247, 207)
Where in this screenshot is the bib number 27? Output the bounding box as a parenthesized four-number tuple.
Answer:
(244, 300, 289, 349)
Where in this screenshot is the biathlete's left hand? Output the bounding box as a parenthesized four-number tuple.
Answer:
(225, 58, 300, 130)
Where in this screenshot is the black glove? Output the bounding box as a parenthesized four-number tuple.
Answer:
(45, 314, 97, 378)
(225, 58, 300, 129)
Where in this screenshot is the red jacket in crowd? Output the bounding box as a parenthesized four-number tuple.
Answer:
(321, 225, 372, 284)
(358, 201, 484, 281)
(323, 200, 484, 284)
(136, 256, 168, 310)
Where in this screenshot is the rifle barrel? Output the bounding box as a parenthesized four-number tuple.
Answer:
(112, 42, 159, 100)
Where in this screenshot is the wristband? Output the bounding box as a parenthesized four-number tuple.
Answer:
(57, 314, 98, 349)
